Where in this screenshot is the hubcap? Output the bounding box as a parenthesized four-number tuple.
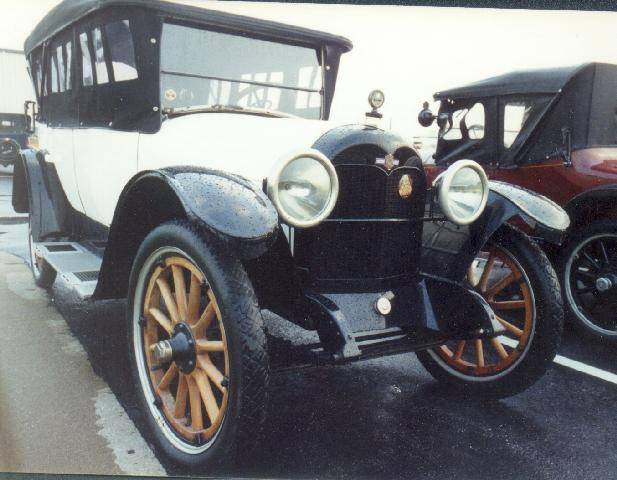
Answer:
(135, 251, 230, 452)
(595, 277, 613, 293)
(431, 244, 535, 379)
(151, 322, 197, 374)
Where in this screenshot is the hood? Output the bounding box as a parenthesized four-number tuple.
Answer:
(138, 113, 339, 184)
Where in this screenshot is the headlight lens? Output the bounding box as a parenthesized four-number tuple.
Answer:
(436, 159, 488, 225)
(267, 150, 339, 228)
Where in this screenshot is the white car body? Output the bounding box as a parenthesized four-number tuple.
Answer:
(37, 114, 339, 227)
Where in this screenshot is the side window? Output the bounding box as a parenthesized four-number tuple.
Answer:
(92, 27, 109, 84)
(50, 51, 59, 93)
(65, 41, 72, 90)
(56, 45, 65, 92)
(80, 32, 94, 86)
(504, 102, 528, 149)
(442, 102, 485, 140)
(465, 103, 485, 140)
(29, 50, 44, 98)
(105, 20, 138, 82)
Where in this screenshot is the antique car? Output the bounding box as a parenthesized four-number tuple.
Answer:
(419, 63, 617, 340)
(14, 0, 568, 469)
(0, 113, 29, 168)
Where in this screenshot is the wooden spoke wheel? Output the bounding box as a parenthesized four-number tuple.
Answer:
(141, 255, 229, 446)
(434, 244, 535, 378)
(129, 222, 269, 467)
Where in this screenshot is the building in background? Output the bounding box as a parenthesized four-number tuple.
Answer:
(0, 48, 34, 150)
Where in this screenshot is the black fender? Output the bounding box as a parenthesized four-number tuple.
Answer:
(312, 124, 420, 163)
(94, 166, 279, 300)
(564, 184, 617, 228)
(12, 148, 72, 240)
(422, 182, 569, 281)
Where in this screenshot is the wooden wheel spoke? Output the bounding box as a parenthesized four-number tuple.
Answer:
(172, 265, 188, 322)
(174, 374, 188, 419)
(490, 337, 509, 360)
(194, 370, 220, 425)
(187, 275, 202, 324)
(475, 339, 485, 367)
(196, 340, 225, 353)
(197, 355, 226, 392)
(158, 363, 178, 391)
(496, 315, 523, 338)
(486, 272, 516, 298)
(478, 252, 496, 293)
(467, 263, 478, 288)
(148, 308, 173, 335)
(193, 303, 215, 336)
(156, 278, 180, 324)
(490, 300, 526, 310)
(187, 376, 203, 430)
(453, 340, 466, 361)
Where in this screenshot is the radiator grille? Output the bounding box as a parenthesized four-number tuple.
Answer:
(294, 163, 426, 287)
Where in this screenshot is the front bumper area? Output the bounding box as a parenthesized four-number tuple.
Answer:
(286, 275, 505, 364)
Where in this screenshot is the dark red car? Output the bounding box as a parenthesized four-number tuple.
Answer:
(419, 62, 617, 340)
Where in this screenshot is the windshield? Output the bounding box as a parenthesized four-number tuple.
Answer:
(160, 23, 324, 119)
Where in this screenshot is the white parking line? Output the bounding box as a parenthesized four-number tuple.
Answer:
(500, 336, 617, 386)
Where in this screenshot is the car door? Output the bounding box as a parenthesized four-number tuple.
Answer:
(72, 21, 140, 227)
(36, 30, 84, 214)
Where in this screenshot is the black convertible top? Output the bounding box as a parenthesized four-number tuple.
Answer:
(432, 62, 617, 166)
(434, 64, 583, 100)
(25, 0, 353, 55)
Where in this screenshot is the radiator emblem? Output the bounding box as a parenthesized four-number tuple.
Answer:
(384, 153, 396, 171)
(398, 174, 413, 199)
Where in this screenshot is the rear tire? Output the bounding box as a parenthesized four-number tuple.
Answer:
(417, 226, 563, 398)
(127, 221, 269, 469)
(28, 221, 56, 289)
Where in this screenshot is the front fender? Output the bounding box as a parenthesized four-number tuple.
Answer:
(162, 167, 279, 256)
(489, 181, 570, 237)
(94, 167, 279, 299)
(422, 182, 569, 281)
(125, 167, 278, 258)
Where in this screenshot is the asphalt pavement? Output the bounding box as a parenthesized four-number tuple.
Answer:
(1, 173, 617, 479)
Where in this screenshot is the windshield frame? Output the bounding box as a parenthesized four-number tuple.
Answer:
(159, 20, 327, 120)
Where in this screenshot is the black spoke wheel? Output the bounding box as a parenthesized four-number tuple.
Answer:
(561, 221, 617, 339)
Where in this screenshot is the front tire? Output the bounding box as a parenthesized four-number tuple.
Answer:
(127, 221, 269, 469)
(417, 226, 563, 398)
(559, 220, 617, 340)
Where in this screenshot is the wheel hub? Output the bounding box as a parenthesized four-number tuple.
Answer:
(595, 276, 614, 292)
(151, 322, 197, 374)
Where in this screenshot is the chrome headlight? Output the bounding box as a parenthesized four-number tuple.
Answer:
(434, 159, 489, 225)
(267, 149, 339, 228)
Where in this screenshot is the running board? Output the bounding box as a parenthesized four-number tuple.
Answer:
(33, 241, 103, 298)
